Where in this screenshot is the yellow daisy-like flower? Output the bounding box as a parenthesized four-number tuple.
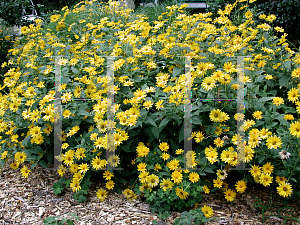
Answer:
(166, 159, 180, 170)
(291, 67, 300, 79)
(201, 205, 214, 218)
(224, 189, 236, 202)
(10, 161, 19, 170)
(266, 135, 282, 149)
(175, 187, 189, 200)
(209, 109, 223, 122)
(160, 178, 174, 192)
(262, 162, 274, 175)
(272, 97, 284, 106)
(106, 180, 115, 190)
(70, 178, 81, 192)
(175, 149, 184, 154)
(158, 142, 169, 152)
(284, 114, 294, 120)
(201, 76, 216, 91)
(202, 185, 210, 194)
(20, 165, 31, 178)
(171, 170, 183, 184)
(277, 182, 293, 198)
(259, 173, 273, 187)
(103, 170, 114, 180)
(137, 162, 147, 172)
(213, 178, 223, 188)
(96, 188, 107, 201)
(289, 121, 300, 138)
(14, 151, 27, 163)
(276, 176, 287, 184)
(78, 163, 89, 173)
(57, 164, 67, 177)
(235, 180, 247, 193)
(147, 174, 159, 188)
(188, 172, 200, 183)
(249, 165, 261, 177)
(1, 151, 8, 160)
(161, 152, 170, 161)
(253, 111, 263, 120)
(287, 88, 299, 103)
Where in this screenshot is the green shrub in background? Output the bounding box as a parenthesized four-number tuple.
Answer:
(1, 0, 300, 217)
(207, 0, 300, 49)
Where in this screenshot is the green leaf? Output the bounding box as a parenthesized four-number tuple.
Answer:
(39, 160, 49, 168)
(46, 149, 53, 164)
(172, 66, 184, 78)
(282, 60, 291, 71)
(159, 117, 170, 130)
(279, 75, 290, 87)
(31, 162, 38, 169)
(151, 127, 160, 139)
(21, 135, 31, 147)
(77, 109, 90, 116)
(146, 118, 157, 128)
(257, 155, 265, 164)
(257, 97, 273, 103)
(192, 116, 202, 125)
(179, 126, 184, 143)
(71, 67, 79, 74)
(204, 167, 214, 173)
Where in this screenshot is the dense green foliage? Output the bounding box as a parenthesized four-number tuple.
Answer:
(207, 0, 300, 48)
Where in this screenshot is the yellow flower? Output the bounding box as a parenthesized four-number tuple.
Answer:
(103, 170, 114, 180)
(272, 97, 284, 106)
(201, 76, 216, 91)
(106, 180, 115, 190)
(137, 162, 147, 172)
(224, 189, 236, 202)
(287, 88, 299, 103)
(262, 162, 274, 175)
(284, 114, 294, 120)
(175, 187, 189, 200)
(166, 159, 180, 170)
(235, 180, 247, 193)
(70, 178, 81, 192)
(158, 142, 169, 152)
(96, 188, 107, 201)
(14, 152, 27, 163)
(266, 135, 282, 149)
(277, 182, 293, 198)
(1, 151, 7, 159)
(188, 172, 200, 183)
(123, 189, 137, 201)
(147, 174, 159, 188)
(78, 163, 89, 173)
(202, 185, 210, 194)
(161, 152, 170, 161)
(171, 170, 183, 184)
(249, 165, 261, 177)
(136, 144, 150, 157)
(10, 161, 19, 170)
(289, 121, 300, 138)
(253, 111, 263, 120)
(213, 178, 223, 188)
(259, 173, 273, 187)
(50, 14, 61, 23)
(275, 176, 287, 184)
(160, 179, 174, 192)
(20, 165, 31, 178)
(57, 164, 67, 177)
(201, 205, 214, 218)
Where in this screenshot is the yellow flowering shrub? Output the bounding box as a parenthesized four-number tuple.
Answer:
(0, 0, 299, 212)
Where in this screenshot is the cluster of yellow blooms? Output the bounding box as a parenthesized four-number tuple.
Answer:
(0, 0, 299, 210)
